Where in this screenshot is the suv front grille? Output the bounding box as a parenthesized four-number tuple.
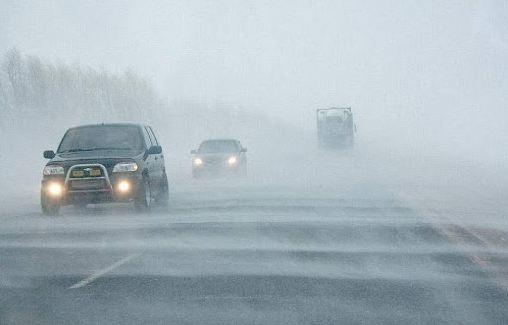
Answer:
(66, 164, 111, 192)
(70, 167, 103, 178)
(70, 179, 108, 190)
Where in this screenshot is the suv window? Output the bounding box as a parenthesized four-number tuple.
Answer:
(145, 126, 157, 147)
(147, 127, 159, 146)
(58, 125, 144, 153)
(142, 127, 153, 149)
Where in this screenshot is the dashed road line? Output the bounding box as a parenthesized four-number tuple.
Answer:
(398, 191, 508, 292)
(68, 253, 141, 289)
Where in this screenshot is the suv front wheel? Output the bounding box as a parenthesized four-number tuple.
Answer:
(134, 177, 152, 211)
(41, 191, 61, 216)
(155, 172, 169, 206)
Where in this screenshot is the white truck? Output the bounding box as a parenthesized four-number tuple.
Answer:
(317, 107, 355, 149)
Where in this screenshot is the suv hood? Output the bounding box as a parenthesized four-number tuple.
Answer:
(46, 150, 143, 175)
(51, 149, 143, 162)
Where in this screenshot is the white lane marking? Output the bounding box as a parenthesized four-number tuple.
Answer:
(398, 191, 508, 292)
(68, 253, 140, 289)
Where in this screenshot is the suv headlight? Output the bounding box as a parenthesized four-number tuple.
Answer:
(113, 162, 138, 173)
(43, 165, 64, 176)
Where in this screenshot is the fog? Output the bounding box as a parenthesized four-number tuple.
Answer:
(1, 0, 507, 212)
(1, 1, 507, 160)
(0, 2, 507, 324)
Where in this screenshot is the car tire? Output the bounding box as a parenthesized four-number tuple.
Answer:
(134, 177, 152, 211)
(155, 172, 169, 206)
(236, 164, 247, 178)
(74, 202, 88, 210)
(347, 136, 354, 149)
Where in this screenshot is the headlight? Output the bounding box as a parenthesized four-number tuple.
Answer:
(117, 180, 131, 193)
(228, 156, 237, 165)
(194, 158, 203, 166)
(47, 182, 63, 196)
(43, 165, 64, 176)
(113, 162, 138, 173)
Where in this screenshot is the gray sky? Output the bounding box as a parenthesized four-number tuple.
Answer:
(1, 0, 507, 159)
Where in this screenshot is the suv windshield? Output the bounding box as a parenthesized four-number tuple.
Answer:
(199, 140, 239, 153)
(58, 125, 143, 153)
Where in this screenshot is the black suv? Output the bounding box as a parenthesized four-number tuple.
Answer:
(41, 123, 169, 215)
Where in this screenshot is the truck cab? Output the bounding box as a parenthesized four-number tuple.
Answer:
(317, 107, 355, 149)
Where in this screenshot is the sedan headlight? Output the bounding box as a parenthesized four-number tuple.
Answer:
(228, 156, 237, 165)
(43, 165, 64, 176)
(113, 162, 138, 173)
(193, 158, 203, 166)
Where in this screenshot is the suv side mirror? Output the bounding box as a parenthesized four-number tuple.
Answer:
(190, 149, 197, 154)
(241, 148, 247, 153)
(43, 150, 55, 159)
(147, 145, 162, 155)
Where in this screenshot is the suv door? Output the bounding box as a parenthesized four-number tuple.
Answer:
(238, 141, 247, 164)
(141, 126, 159, 191)
(148, 126, 165, 177)
(144, 126, 163, 190)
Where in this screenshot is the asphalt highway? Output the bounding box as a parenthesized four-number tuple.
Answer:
(1, 155, 507, 324)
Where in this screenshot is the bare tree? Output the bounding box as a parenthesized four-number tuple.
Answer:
(0, 48, 167, 146)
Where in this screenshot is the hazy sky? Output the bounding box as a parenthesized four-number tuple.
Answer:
(1, 0, 507, 159)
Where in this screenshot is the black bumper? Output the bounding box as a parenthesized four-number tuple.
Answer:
(41, 174, 143, 206)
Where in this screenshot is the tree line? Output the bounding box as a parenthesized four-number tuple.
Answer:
(0, 48, 164, 131)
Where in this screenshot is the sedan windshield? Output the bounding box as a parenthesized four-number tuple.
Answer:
(199, 140, 239, 153)
(58, 125, 143, 153)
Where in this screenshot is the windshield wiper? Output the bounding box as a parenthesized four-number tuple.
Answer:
(59, 147, 133, 153)
(87, 147, 134, 151)
(59, 148, 96, 153)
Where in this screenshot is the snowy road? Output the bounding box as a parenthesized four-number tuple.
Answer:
(1, 155, 507, 324)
